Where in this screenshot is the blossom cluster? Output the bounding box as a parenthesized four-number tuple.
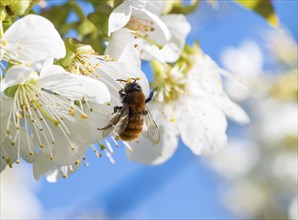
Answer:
(0, 0, 248, 182)
(205, 33, 298, 220)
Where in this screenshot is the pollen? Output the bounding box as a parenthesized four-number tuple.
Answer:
(69, 108, 76, 116)
(1, 40, 7, 46)
(17, 113, 23, 119)
(100, 144, 106, 151)
(5, 158, 12, 168)
(63, 174, 68, 178)
(80, 113, 89, 119)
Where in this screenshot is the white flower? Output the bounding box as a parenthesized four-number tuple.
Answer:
(33, 151, 82, 182)
(220, 40, 264, 101)
(0, 14, 65, 68)
(106, 0, 190, 63)
(267, 30, 298, 66)
(108, 0, 170, 46)
(203, 140, 258, 179)
(255, 99, 297, 147)
(127, 47, 249, 165)
(0, 65, 110, 172)
(223, 180, 267, 218)
(60, 41, 150, 105)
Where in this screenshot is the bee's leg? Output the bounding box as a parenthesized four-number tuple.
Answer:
(145, 87, 157, 103)
(119, 89, 126, 98)
(113, 106, 122, 113)
(141, 110, 148, 115)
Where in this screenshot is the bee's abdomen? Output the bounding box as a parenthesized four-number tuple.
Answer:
(120, 112, 143, 141)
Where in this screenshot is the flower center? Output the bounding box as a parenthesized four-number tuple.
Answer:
(152, 64, 188, 103)
(3, 79, 90, 165)
(64, 45, 112, 77)
(125, 17, 162, 49)
(126, 17, 155, 34)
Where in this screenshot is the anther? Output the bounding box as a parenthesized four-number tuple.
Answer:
(80, 114, 89, 119)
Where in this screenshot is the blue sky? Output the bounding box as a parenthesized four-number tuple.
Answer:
(32, 1, 297, 219)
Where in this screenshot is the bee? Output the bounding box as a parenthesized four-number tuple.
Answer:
(99, 78, 160, 144)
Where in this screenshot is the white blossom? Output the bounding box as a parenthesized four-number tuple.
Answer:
(128, 47, 249, 165)
(106, 0, 190, 64)
(0, 14, 65, 69)
(0, 65, 110, 172)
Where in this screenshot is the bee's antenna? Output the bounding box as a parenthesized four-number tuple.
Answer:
(116, 79, 127, 83)
(131, 77, 141, 82)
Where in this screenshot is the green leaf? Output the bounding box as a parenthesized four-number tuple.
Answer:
(235, 0, 279, 27)
(169, 0, 200, 14)
(81, 33, 105, 54)
(40, 3, 70, 35)
(87, 3, 112, 38)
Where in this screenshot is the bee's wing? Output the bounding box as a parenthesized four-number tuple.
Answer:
(143, 105, 160, 144)
(100, 104, 129, 138)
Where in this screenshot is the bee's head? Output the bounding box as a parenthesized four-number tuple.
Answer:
(117, 78, 142, 93)
(125, 81, 142, 93)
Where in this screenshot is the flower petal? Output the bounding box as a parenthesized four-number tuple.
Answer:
(3, 14, 66, 65)
(105, 28, 141, 68)
(178, 99, 228, 155)
(0, 139, 18, 172)
(39, 65, 111, 104)
(137, 14, 190, 62)
(133, 9, 171, 46)
(33, 152, 81, 181)
(145, 0, 164, 16)
(1, 66, 38, 91)
(108, 0, 147, 35)
(127, 107, 179, 165)
(216, 93, 250, 124)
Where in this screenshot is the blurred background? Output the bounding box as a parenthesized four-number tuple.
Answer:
(1, 1, 297, 219)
